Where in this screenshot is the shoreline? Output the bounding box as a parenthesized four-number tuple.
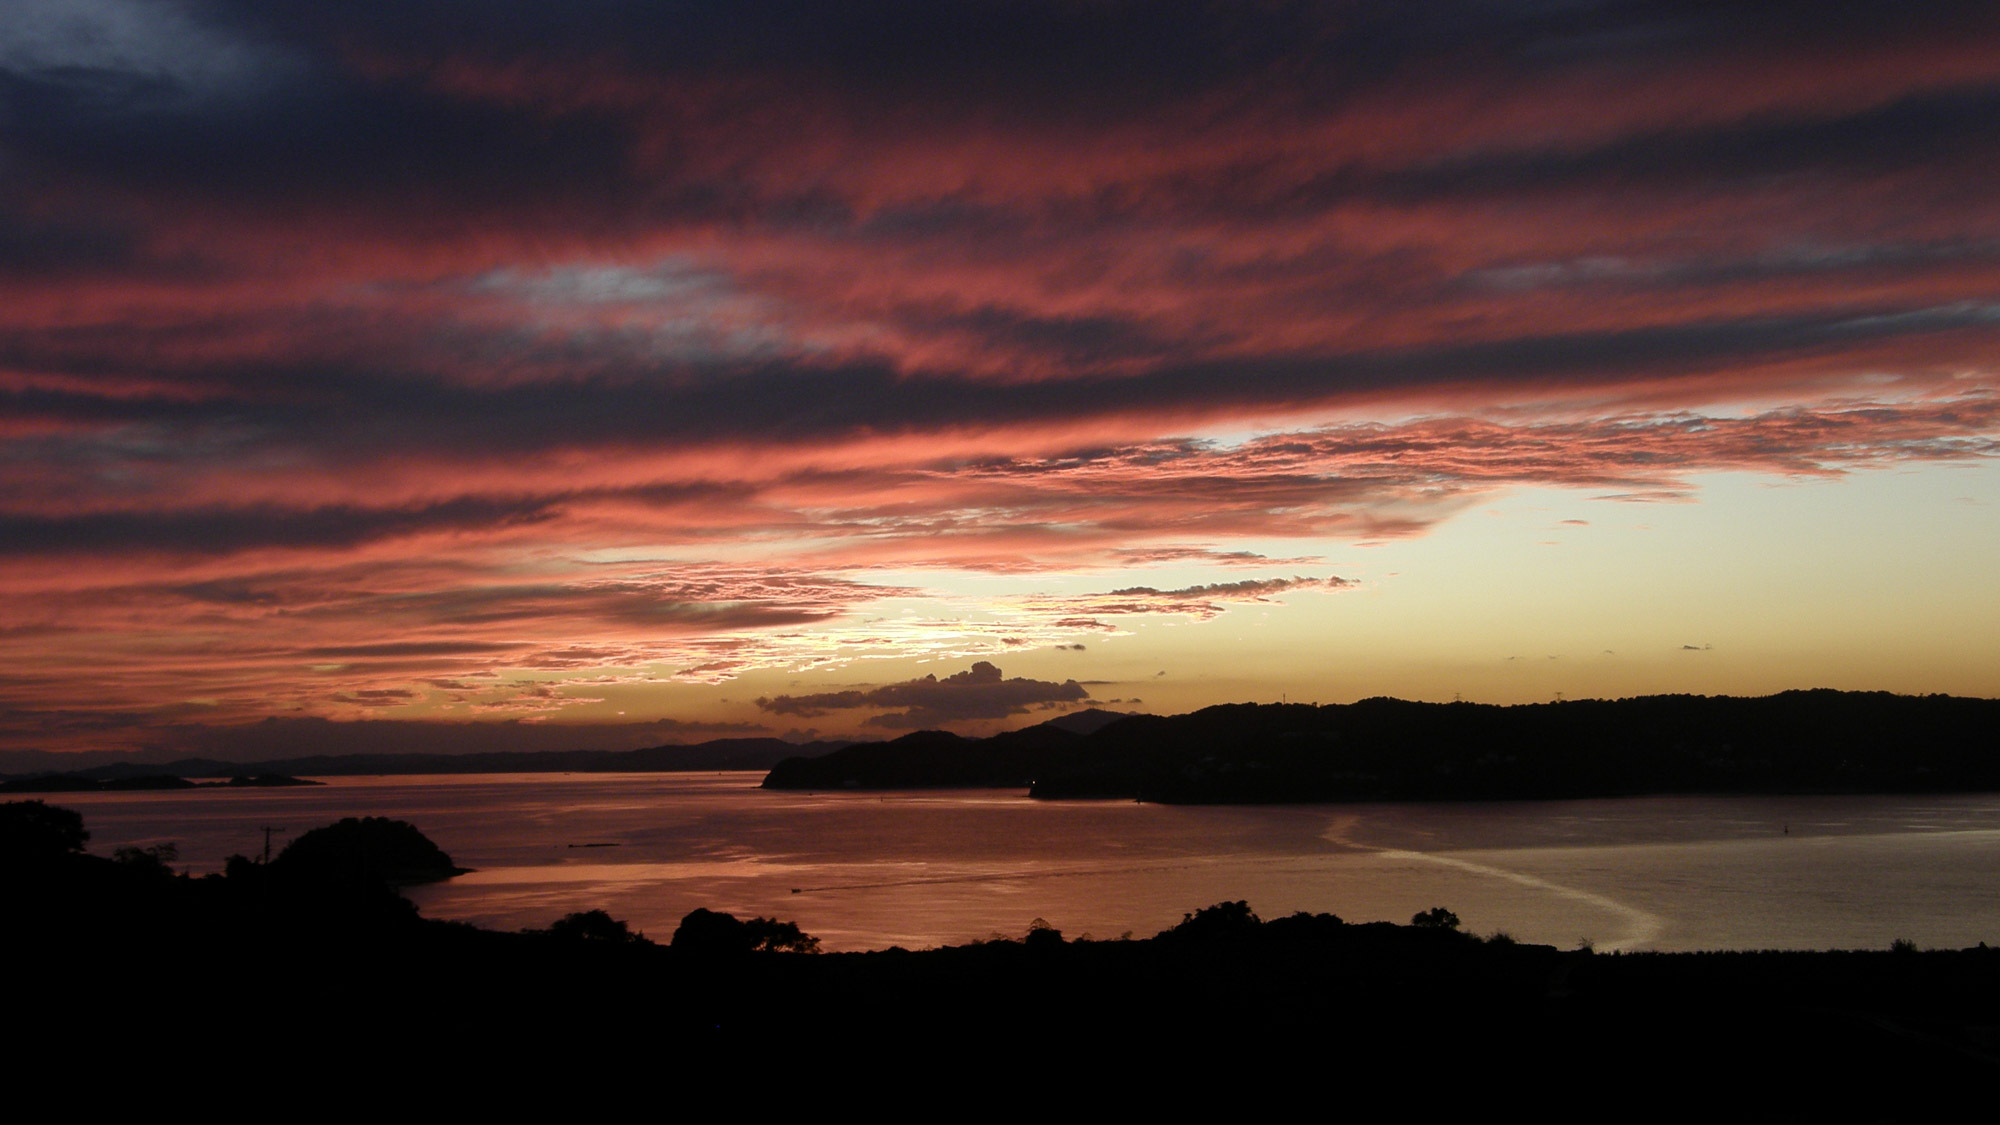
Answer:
(39, 780, 2000, 955)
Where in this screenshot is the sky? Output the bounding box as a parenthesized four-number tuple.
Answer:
(4, 1, 1998, 758)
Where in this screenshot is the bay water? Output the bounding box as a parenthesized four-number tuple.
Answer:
(39, 772, 2000, 952)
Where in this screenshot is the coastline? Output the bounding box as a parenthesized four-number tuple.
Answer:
(13, 795, 1999, 1106)
(33, 778, 2000, 955)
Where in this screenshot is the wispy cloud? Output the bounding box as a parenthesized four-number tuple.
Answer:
(4, 3, 1999, 747)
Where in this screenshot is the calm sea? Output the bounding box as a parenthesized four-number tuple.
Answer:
(40, 772, 2000, 952)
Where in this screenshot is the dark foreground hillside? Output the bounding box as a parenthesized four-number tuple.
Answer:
(8, 800, 1996, 1113)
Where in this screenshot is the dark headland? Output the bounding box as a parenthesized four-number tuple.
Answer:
(10, 796, 2000, 1105)
(763, 690, 2000, 801)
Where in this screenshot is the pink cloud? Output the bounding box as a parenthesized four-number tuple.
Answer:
(8, 5, 2000, 749)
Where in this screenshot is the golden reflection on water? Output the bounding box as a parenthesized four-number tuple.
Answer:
(50, 772, 2000, 952)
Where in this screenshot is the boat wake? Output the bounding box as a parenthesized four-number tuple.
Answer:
(1324, 815, 1663, 951)
(1374, 848, 1664, 952)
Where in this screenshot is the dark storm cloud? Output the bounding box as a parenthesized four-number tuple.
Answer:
(8, 1, 1995, 230)
(925, 305, 1200, 368)
(12, 303, 1996, 471)
(0, 215, 156, 280)
(1327, 86, 2000, 208)
(4, 3, 1999, 460)
(0, 496, 562, 556)
(0, 14, 638, 213)
(215, 0, 1358, 104)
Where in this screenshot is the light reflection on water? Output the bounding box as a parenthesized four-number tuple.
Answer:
(42, 772, 2000, 952)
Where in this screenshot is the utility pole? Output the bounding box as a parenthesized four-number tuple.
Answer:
(260, 825, 286, 865)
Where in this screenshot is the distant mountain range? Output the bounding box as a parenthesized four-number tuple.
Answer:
(14, 692, 2000, 803)
(0, 736, 855, 783)
(763, 691, 2000, 802)
(0, 712, 1139, 784)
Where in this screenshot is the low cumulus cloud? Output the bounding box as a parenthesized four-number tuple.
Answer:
(755, 661, 1089, 730)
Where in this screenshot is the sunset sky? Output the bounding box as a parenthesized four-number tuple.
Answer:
(5, 1, 1998, 758)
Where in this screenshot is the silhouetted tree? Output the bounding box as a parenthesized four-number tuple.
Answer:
(671, 908, 820, 954)
(1024, 917, 1065, 947)
(0, 799, 88, 864)
(548, 909, 649, 944)
(741, 916, 820, 953)
(112, 842, 179, 880)
(1168, 900, 1262, 939)
(1411, 907, 1461, 930)
(1264, 910, 1346, 941)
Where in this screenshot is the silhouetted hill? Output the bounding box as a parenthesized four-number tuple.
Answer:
(271, 816, 466, 884)
(758, 708, 1149, 789)
(765, 690, 2000, 801)
(762, 720, 1085, 788)
(762, 729, 988, 788)
(1034, 707, 1133, 735)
